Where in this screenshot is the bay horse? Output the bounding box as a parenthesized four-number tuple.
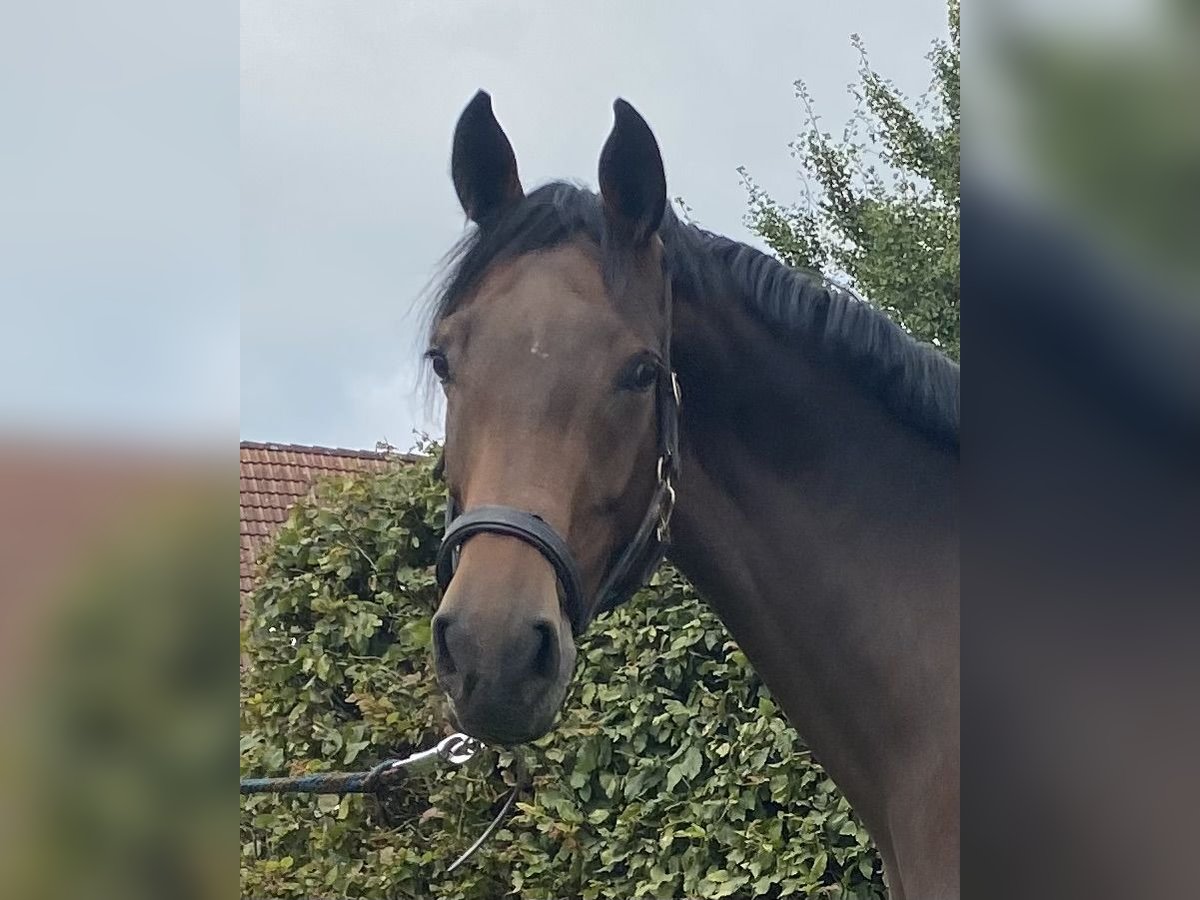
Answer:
(425, 91, 959, 899)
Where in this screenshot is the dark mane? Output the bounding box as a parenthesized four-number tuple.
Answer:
(661, 214, 960, 450)
(427, 181, 959, 449)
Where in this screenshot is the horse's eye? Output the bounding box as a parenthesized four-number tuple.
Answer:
(427, 350, 451, 382)
(622, 359, 659, 393)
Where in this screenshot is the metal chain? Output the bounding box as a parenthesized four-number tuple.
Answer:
(656, 371, 682, 543)
(239, 732, 482, 794)
(655, 454, 678, 543)
(240, 732, 526, 873)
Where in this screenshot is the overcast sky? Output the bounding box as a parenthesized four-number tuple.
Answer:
(240, 0, 949, 451)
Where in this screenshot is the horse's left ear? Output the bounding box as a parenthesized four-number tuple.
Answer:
(598, 99, 667, 246)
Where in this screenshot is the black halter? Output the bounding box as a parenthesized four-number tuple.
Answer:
(434, 369, 681, 637)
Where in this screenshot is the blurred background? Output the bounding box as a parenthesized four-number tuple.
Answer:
(1, 1, 1196, 898)
(973, 0, 1200, 302)
(1, 1, 238, 897)
(968, 3, 1199, 899)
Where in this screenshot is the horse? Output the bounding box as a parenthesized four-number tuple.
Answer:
(424, 91, 959, 900)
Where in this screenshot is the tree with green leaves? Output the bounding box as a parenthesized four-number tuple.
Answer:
(740, 0, 959, 360)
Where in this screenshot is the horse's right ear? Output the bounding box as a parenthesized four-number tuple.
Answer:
(598, 99, 666, 247)
(451, 90, 524, 223)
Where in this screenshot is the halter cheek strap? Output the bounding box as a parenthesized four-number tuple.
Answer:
(434, 369, 681, 637)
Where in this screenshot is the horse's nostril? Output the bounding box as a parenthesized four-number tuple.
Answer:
(433, 615, 457, 675)
(532, 619, 558, 679)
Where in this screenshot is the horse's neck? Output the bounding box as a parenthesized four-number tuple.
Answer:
(666, 284, 959, 833)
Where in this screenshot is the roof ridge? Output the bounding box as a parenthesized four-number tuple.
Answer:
(239, 440, 423, 461)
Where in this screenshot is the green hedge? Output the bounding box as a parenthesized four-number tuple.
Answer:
(240, 449, 883, 899)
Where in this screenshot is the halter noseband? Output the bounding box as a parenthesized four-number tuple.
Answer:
(434, 369, 681, 636)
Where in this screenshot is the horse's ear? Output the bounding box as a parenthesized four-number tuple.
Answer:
(598, 99, 667, 246)
(451, 90, 524, 223)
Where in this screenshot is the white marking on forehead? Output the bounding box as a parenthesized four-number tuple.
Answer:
(529, 341, 550, 359)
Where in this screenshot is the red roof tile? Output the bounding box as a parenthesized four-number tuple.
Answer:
(239, 441, 418, 596)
